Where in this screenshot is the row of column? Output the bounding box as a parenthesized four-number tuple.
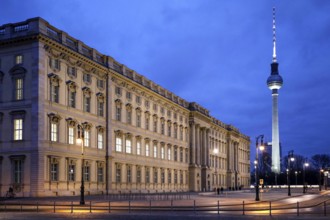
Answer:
(189, 122, 210, 167)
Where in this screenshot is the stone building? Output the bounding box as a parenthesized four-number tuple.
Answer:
(0, 17, 250, 197)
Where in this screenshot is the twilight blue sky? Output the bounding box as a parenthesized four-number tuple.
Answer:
(1, 0, 330, 161)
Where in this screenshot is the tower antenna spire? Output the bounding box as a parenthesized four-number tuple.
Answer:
(272, 7, 277, 63)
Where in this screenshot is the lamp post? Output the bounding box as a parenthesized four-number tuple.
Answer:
(319, 169, 324, 192)
(303, 160, 309, 194)
(287, 150, 294, 196)
(324, 171, 329, 190)
(213, 148, 219, 190)
(255, 135, 264, 201)
(77, 124, 85, 205)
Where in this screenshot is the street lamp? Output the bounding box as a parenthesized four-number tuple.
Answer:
(255, 135, 264, 201)
(319, 169, 324, 192)
(303, 160, 309, 194)
(77, 124, 85, 205)
(324, 171, 329, 190)
(287, 150, 294, 196)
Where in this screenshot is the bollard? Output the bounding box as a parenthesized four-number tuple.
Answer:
(37, 202, 39, 213)
(90, 201, 92, 213)
(269, 201, 272, 216)
(217, 200, 220, 215)
(71, 201, 73, 213)
(54, 201, 56, 213)
(243, 201, 245, 215)
(194, 200, 196, 214)
(297, 202, 299, 216)
(324, 201, 327, 216)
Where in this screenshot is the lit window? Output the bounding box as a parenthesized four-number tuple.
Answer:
(161, 146, 165, 159)
(15, 55, 23, 65)
(68, 127, 74, 144)
(116, 136, 122, 152)
(126, 138, 132, 154)
(97, 132, 103, 149)
(153, 144, 157, 158)
(51, 122, 58, 142)
(15, 78, 24, 100)
(13, 119, 23, 140)
(145, 143, 150, 156)
(84, 130, 90, 147)
(168, 147, 171, 160)
(136, 140, 141, 155)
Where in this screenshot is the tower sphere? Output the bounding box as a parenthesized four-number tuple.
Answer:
(267, 74, 283, 90)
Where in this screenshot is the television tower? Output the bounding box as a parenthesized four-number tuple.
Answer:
(267, 7, 283, 174)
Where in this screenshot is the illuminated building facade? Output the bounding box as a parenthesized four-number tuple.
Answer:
(0, 18, 250, 196)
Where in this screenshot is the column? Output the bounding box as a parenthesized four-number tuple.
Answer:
(189, 121, 196, 164)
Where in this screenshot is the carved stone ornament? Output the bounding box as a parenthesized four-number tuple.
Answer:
(66, 117, 78, 127)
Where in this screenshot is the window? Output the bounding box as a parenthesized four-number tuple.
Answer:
(97, 79, 104, 90)
(153, 168, 158, 184)
(161, 146, 165, 159)
(51, 121, 58, 142)
(83, 73, 92, 84)
(15, 55, 23, 65)
(50, 159, 58, 181)
(126, 137, 132, 154)
(180, 148, 183, 162)
(153, 116, 158, 132)
(84, 130, 90, 147)
(153, 104, 157, 112)
(167, 122, 171, 137)
(115, 87, 121, 96)
(51, 84, 59, 103)
(97, 130, 104, 149)
(168, 147, 171, 160)
(126, 91, 131, 100)
(68, 164, 75, 181)
(127, 165, 132, 183)
(68, 127, 75, 144)
(15, 78, 24, 100)
(153, 144, 157, 158)
(174, 170, 178, 184)
(167, 110, 171, 117)
(67, 66, 77, 78)
(145, 143, 150, 156)
(13, 160, 23, 184)
(174, 124, 178, 139)
(161, 169, 165, 184)
(145, 100, 149, 108)
(168, 169, 172, 184)
(97, 93, 105, 117)
(136, 166, 141, 183)
(13, 118, 23, 140)
(49, 57, 60, 70)
(145, 167, 150, 184)
(180, 126, 183, 140)
(136, 140, 141, 155)
(116, 164, 121, 183)
(145, 113, 150, 130)
(115, 136, 122, 152)
(136, 95, 141, 104)
(83, 96, 91, 112)
(69, 90, 76, 108)
(97, 167, 104, 182)
(174, 147, 178, 161)
(84, 164, 90, 182)
(115, 100, 122, 121)
(180, 171, 183, 184)
(126, 105, 132, 124)
(161, 119, 165, 135)
(136, 109, 141, 127)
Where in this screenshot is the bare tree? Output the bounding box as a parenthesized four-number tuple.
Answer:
(311, 154, 330, 169)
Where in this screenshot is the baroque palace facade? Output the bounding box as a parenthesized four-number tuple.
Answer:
(0, 18, 250, 197)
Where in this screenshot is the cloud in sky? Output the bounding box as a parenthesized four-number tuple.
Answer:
(1, 0, 330, 160)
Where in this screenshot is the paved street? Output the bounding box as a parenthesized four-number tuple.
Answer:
(1, 188, 330, 219)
